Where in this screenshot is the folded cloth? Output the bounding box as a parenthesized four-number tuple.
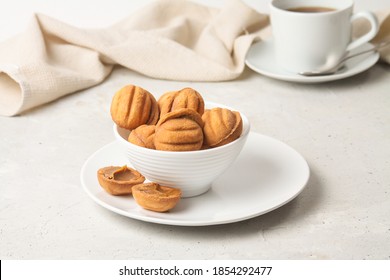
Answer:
(0, 0, 268, 116)
(354, 10, 390, 60)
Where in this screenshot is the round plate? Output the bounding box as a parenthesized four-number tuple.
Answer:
(245, 40, 379, 83)
(80, 132, 310, 226)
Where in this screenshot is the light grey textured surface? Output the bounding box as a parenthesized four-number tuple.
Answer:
(1, 0, 390, 260)
(1, 64, 389, 259)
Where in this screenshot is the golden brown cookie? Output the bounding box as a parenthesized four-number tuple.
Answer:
(110, 85, 159, 130)
(158, 88, 205, 118)
(128, 125, 156, 149)
(132, 182, 182, 212)
(154, 108, 204, 151)
(202, 107, 243, 148)
(97, 166, 145, 195)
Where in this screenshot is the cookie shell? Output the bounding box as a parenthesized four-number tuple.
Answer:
(202, 108, 243, 148)
(154, 108, 204, 151)
(128, 125, 156, 149)
(110, 85, 159, 130)
(132, 183, 182, 212)
(97, 166, 145, 195)
(158, 88, 205, 118)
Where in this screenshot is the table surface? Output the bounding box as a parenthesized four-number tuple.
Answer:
(1, 0, 389, 260)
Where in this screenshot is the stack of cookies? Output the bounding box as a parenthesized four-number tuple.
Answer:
(97, 84, 245, 213)
(110, 85, 243, 151)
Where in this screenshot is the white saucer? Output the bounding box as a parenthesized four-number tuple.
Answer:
(80, 132, 310, 226)
(245, 40, 379, 83)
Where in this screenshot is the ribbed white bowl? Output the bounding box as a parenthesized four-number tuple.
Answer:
(113, 102, 250, 197)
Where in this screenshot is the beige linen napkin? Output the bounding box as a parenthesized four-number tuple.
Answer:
(370, 11, 390, 58)
(0, 0, 268, 116)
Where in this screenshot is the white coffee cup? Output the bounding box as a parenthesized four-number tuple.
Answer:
(270, 0, 379, 73)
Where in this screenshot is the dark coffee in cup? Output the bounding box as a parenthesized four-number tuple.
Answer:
(288, 6, 336, 13)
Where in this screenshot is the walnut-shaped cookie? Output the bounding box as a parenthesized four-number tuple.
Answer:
(154, 108, 204, 151)
(110, 85, 159, 130)
(128, 125, 156, 149)
(158, 87, 205, 118)
(132, 182, 182, 212)
(97, 166, 145, 195)
(202, 107, 243, 148)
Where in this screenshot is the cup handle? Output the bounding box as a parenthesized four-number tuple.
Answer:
(346, 11, 379, 52)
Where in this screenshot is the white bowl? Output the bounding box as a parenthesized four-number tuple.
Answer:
(113, 102, 250, 197)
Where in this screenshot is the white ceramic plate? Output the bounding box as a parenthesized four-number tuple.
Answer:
(245, 39, 379, 83)
(80, 132, 310, 226)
